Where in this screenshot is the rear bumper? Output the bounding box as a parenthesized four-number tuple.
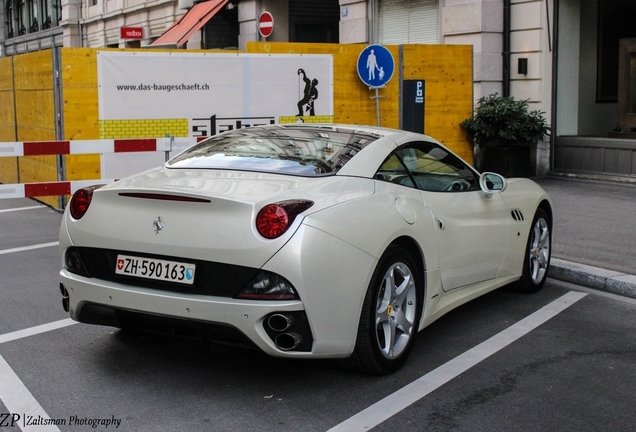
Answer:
(59, 223, 378, 359)
(59, 269, 321, 358)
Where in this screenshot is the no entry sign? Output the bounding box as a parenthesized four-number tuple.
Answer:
(258, 12, 274, 38)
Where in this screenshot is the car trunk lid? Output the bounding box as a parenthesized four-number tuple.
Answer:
(65, 167, 373, 268)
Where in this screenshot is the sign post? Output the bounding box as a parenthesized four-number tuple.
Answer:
(356, 44, 395, 126)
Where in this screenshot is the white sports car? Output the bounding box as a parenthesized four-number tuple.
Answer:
(59, 124, 552, 374)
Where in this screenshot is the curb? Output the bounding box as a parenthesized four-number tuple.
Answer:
(549, 258, 636, 299)
(549, 172, 636, 186)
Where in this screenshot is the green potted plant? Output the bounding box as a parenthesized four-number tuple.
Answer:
(460, 94, 550, 177)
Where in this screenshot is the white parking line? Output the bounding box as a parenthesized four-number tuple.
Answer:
(0, 319, 77, 432)
(328, 291, 588, 432)
(0, 355, 61, 431)
(0, 242, 59, 255)
(0, 319, 77, 345)
(0, 206, 45, 213)
(0, 320, 76, 431)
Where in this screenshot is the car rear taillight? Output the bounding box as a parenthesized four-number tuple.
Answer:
(256, 200, 314, 239)
(237, 271, 298, 300)
(65, 247, 90, 277)
(69, 185, 104, 220)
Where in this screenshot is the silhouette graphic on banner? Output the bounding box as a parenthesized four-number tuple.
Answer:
(297, 68, 319, 118)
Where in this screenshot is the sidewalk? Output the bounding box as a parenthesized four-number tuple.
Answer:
(533, 175, 636, 298)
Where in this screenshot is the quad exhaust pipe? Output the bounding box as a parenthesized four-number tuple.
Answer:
(267, 313, 295, 332)
(274, 332, 302, 351)
(59, 283, 69, 312)
(267, 313, 303, 350)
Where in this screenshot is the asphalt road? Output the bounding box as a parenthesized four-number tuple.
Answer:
(1, 197, 636, 432)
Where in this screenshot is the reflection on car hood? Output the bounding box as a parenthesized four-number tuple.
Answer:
(108, 166, 375, 207)
(112, 167, 311, 203)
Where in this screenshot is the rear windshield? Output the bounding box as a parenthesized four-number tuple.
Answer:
(166, 125, 380, 176)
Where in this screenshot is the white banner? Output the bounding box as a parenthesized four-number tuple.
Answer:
(97, 51, 333, 135)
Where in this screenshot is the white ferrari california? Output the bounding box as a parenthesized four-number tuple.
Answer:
(59, 124, 552, 374)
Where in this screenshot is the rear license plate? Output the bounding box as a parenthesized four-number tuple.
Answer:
(115, 255, 196, 285)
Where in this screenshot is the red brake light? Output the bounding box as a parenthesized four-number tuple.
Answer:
(257, 204, 289, 239)
(256, 200, 314, 239)
(69, 185, 103, 220)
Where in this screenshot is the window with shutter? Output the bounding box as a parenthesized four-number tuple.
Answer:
(378, 0, 439, 45)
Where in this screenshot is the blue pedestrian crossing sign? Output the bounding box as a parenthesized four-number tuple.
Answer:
(357, 44, 395, 88)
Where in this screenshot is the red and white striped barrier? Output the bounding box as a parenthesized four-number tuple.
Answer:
(0, 137, 199, 157)
(0, 179, 118, 199)
(0, 137, 203, 199)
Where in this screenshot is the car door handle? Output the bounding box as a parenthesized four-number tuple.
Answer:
(437, 218, 445, 230)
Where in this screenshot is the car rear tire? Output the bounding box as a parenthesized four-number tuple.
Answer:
(337, 245, 422, 374)
(512, 207, 552, 293)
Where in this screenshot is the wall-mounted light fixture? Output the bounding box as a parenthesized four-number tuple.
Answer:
(518, 58, 528, 75)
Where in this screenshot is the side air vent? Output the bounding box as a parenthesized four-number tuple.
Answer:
(511, 209, 525, 222)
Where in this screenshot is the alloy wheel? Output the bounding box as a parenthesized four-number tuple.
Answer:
(374, 262, 417, 359)
(528, 217, 550, 285)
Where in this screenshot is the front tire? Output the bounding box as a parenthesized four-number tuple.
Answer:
(338, 245, 422, 374)
(512, 207, 552, 293)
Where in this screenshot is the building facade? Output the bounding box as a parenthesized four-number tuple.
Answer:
(3, 0, 636, 178)
(0, 0, 554, 116)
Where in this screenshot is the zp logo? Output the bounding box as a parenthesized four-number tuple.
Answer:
(0, 413, 20, 427)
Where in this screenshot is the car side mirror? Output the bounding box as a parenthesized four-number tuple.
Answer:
(479, 172, 507, 197)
